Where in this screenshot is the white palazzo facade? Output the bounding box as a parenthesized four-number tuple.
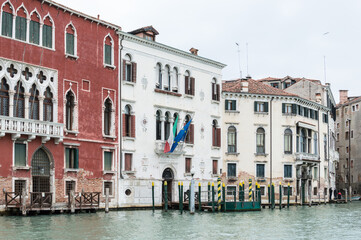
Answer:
(118, 27, 225, 207)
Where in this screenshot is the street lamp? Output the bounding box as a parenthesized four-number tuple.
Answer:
(190, 167, 195, 214)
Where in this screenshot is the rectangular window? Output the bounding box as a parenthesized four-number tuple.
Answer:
(42, 25, 52, 48)
(345, 131, 349, 140)
(1, 12, 13, 37)
(104, 44, 112, 65)
(185, 158, 191, 173)
(65, 148, 79, 169)
(124, 153, 132, 171)
(284, 165, 292, 178)
(65, 181, 76, 196)
(254, 102, 268, 113)
(29, 20, 40, 44)
(104, 151, 113, 171)
(66, 33, 75, 55)
(225, 100, 236, 111)
(14, 180, 26, 194)
(313, 167, 318, 179)
(256, 164, 265, 178)
(126, 64, 132, 82)
(260, 186, 265, 196)
(283, 186, 293, 196)
(313, 187, 318, 196)
(227, 163, 236, 177)
(15, 16, 27, 41)
(14, 143, 26, 167)
(351, 130, 353, 138)
(212, 160, 218, 175)
(283, 103, 292, 114)
(227, 186, 236, 196)
(103, 181, 113, 196)
(323, 113, 328, 123)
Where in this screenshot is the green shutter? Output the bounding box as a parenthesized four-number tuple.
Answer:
(15, 143, 26, 167)
(15, 16, 20, 39)
(104, 152, 112, 171)
(66, 33, 74, 55)
(74, 148, 79, 169)
(264, 102, 269, 112)
(30, 21, 40, 44)
(105, 44, 111, 65)
(292, 104, 297, 114)
(15, 16, 26, 41)
(232, 100, 236, 110)
(315, 111, 319, 120)
(254, 101, 258, 112)
(2, 12, 13, 37)
(225, 100, 228, 110)
(43, 25, 52, 48)
(282, 103, 285, 113)
(65, 148, 70, 168)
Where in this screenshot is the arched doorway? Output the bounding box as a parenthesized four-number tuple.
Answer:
(31, 148, 51, 193)
(162, 168, 174, 204)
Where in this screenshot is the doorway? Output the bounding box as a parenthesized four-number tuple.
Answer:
(162, 168, 174, 204)
(31, 148, 51, 193)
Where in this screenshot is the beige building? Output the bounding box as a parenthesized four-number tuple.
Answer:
(222, 78, 332, 203)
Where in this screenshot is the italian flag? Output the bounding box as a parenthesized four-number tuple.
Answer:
(164, 115, 178, 153)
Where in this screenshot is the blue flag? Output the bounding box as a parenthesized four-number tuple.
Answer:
(169, 119, 192, 153)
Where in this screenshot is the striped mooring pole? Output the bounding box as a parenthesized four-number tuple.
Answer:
(287, 183, 290, 208)
(180, 182, 184, 214)
(248, 178, 252, 201)
(212, 182, 215, 212)
(222, 183, 226, 212)
(279, 182, 282, 210)
(217, 177, 221, 211)
(239, 182, 242, 202)
(164, 181, 168, 212)
(152, 182, 155, 213)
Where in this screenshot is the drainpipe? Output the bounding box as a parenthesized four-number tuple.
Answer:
(270, 97, 274, 184)
(118, 32, 125, 180)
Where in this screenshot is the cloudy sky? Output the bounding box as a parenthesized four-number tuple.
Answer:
(56, 0, 361, 102)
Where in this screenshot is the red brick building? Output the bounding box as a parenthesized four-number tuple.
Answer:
(0, 0, 120, 208)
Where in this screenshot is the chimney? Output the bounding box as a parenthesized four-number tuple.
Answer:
(97, 14, 100, 19)
(189, 48, 199, 56)
(315, 93, 322, 103)
(339, 90, 349, 104)
(241, 79, 249, 93)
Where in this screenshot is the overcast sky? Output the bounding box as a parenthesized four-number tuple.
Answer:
(56, 0, 361, 102)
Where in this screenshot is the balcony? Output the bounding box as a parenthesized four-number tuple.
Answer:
(0, 116, 63, 144)
(154, 140, 185, 155)
(295, 152, 319, 162)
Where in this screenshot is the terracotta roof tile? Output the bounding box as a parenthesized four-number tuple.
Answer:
(223, 79, 298, 97)
(257, 76, 322, 85)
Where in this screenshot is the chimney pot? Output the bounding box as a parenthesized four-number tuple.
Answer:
(339, 90, 349, 104)
(189, 48, 199, 56)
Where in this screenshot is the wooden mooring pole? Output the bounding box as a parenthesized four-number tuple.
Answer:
(164, 181, 168, 212)
(70, 190, 75, 213)
(105, 188, 109, 213)
(21, 188, 26, 216)
(287, 183, 290, 208)
(152, 182, 155, 213)
(180, 182, 183, 214)
(212, 182, 215, 212)
(198, 183, 202, 212)
(279, 182, 282, 210)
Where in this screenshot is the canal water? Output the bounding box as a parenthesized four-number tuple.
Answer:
(1, 202, 361, 240)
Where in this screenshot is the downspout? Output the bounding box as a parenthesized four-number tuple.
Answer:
(270, 97, 274, 184)
(118, 32, 125, 180)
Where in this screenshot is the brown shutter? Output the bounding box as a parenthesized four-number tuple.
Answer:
(122, 60, 126, 81)
(212, 127, 215, 146)
(185, 76, 189, 94)
(132, 62, 137, 83)
(190, 77, 195, 96)
(212, 83, 215, 100)
(213, 160, 218, 175)
(131, 115, 136, 138)
(125, 153, 132, 171)
(217, 128, 221, 147)
(190, 124, 194, 144)
(122, 114, 126, 137)
(216, 84, 220, 101)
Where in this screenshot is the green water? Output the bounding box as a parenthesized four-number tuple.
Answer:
(1, 202, 360, 240)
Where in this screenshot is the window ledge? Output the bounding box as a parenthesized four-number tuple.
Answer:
(211, 100, 220, 104)
(65, 130, 79, 136)
(154, 88, 182, 97)
(227, 177, 238, 181)
(185, 143, 194, 147)
(255, 153, 268, 157)
(123, 171, 136, 175)
(212, 146, 221, 150)
(103, 134, 116, 140)
(103, 170, 116, 175)
(282, 113, 296, 116)
(64, 168, 79, 173)
(256, 178, 266, 182)
(65, 53, 79, 60)
(226, 152, 239, 156)
(123, 80, 136, 86)
(254, 112, 269, 115)
(104, 64, 116, 69)
(123, 137, 135, 141)
(184, 173, 192, 177)
(211, 174, 220, 178)
(225, 110, 240, 113)
(184, 94, 194, 99)
(283, 178, 293, 182)
(13, 166, 31, 171)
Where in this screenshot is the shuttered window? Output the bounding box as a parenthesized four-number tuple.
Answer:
(15, 143, 26, 167)
(104, 44, 112, 65)
(254, 101, 268, 113)
(15, 16, 27, 41)
(65, 148, 79, 169)
(227, 163, 236, 177)
(256, 164, 265, 178)
(185, 158, 191, 173)
(104, 151, 113, 171)
(1, 12, 13, 37)
(66, 33, 75, 55)
(284, 165, 292, 178)
(29, 20, 40, 44)
(124, 153, 132, 171)
(42, 25, 52, 48)
(225, 100, 236, 111)
(212, 160, 218, 175)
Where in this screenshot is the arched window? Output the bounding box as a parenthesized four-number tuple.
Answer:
(124, 54, 132, 82)
(0, 78, 9, 116)
(1, 2, 14, 37)
(29, 11, 40, 44)
(228, 126, 237, 153)
(256, 127, 265, 154)
(123, 105, 131, 137)
(212, 120, 221, 147)
(65, 24, 76, 56)
(43, 16, 53, 48)
(164, 65, 171, 91)
(104, 98, 112, 136)
(212, 78, 220, 101)
(156, 110, 161, 140)
(184, 71, 191, 95)
(66, 91, 75, 130)
(29, 84, 39, 120)
(172, 67, 178, 93)
(164, 112, 170, 140)
(156, 63, 162, 89)
(300, 129, 307, 153)
(13, 82, 25, 118)
(173, 112, 179, 136)
(15, 7, 27, 41)
(43, 87, 53, 122)
(185, 115, 194, 144)
(284, 128, 292, 154)
(104, 35, 113, 66)
(314, 133, 318, 155)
